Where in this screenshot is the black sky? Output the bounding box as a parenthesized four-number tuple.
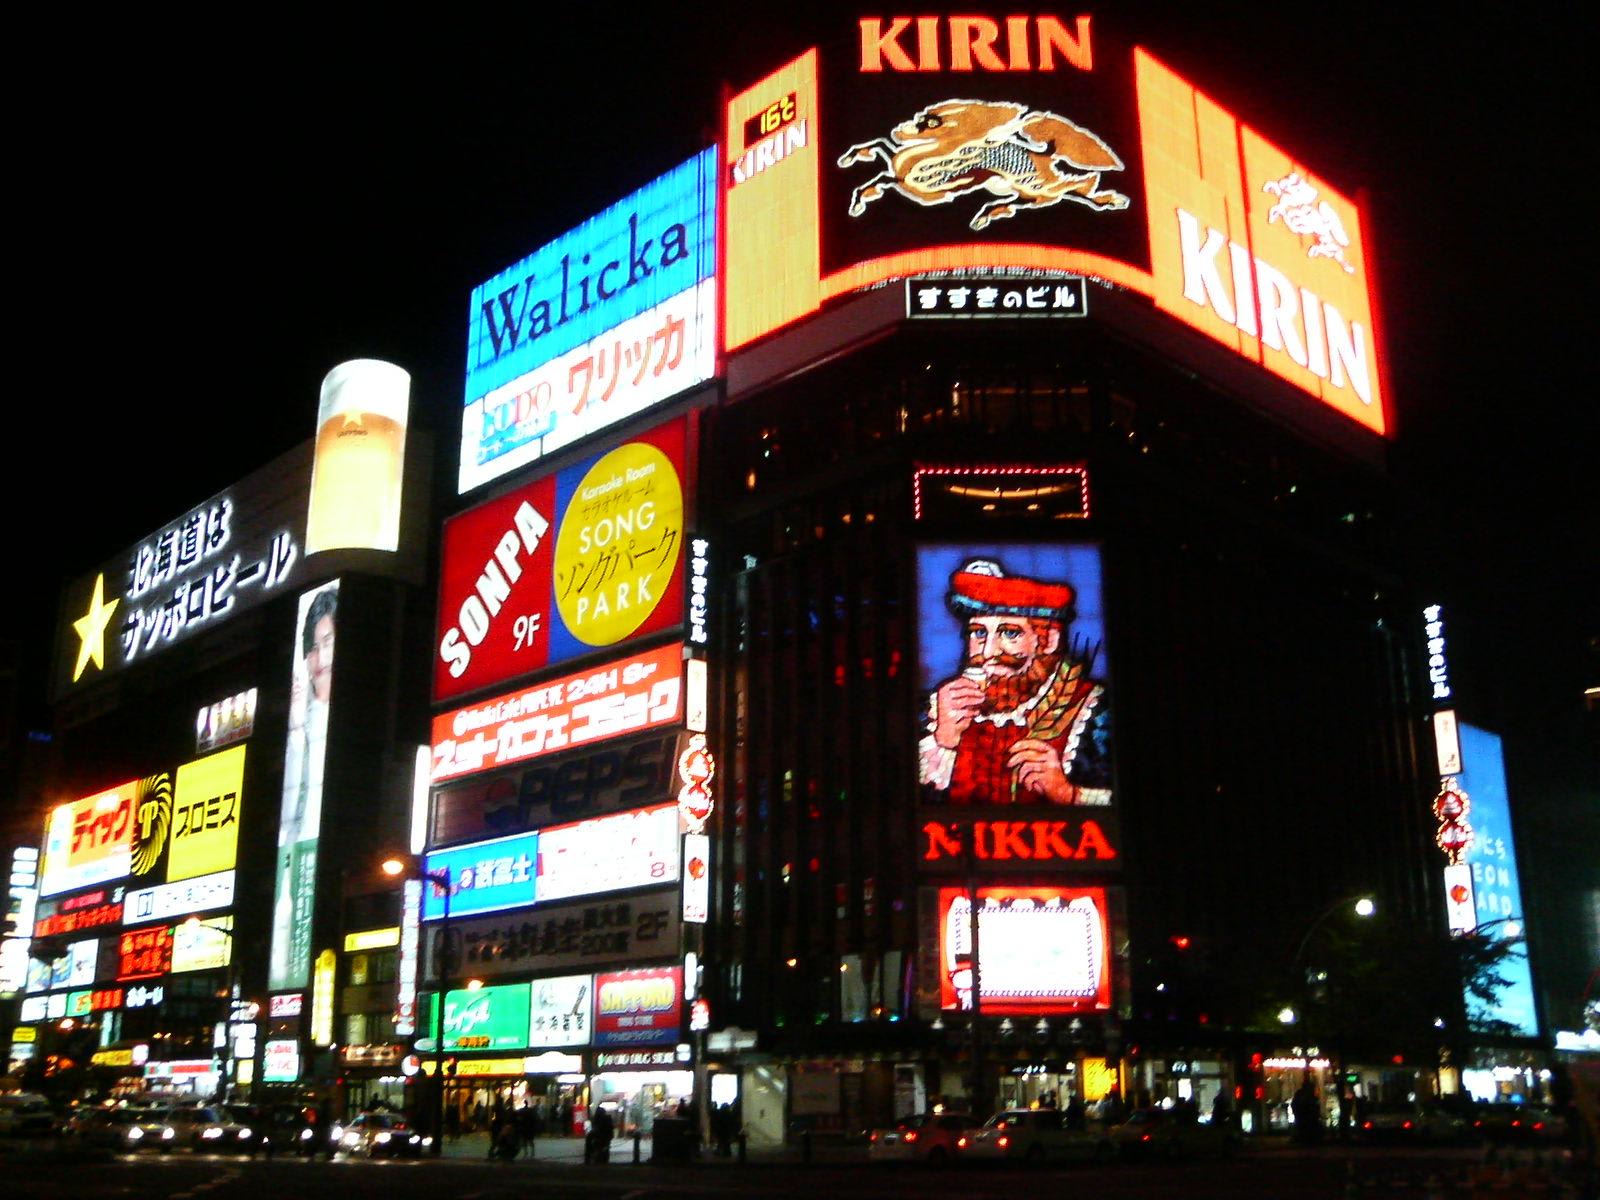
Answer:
(13, 7, 1594, 979)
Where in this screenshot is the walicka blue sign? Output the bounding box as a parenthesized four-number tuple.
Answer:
(461, 150, 717, 488)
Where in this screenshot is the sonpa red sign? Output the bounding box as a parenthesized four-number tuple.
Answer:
(435, 417, 687, 702)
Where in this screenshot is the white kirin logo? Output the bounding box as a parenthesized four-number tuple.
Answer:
(1262, 172, 1354, 274)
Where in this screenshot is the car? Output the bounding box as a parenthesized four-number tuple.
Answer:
(960, 1108, 1117, 1166)
(1108, 1107, 1241, 1160)
(0, 1093, 55, 1137)
(867, 1112, 983, 1164)
(62, 1105, 178, 1153)
(166, 1105, 253, 1152)
(1356, 1101, 1471, 1144)
(333, 1112, 425, 1159)
(1469, 1102, 1570, 1145)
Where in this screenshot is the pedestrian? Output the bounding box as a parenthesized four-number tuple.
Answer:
(1065, 1092, 1086, 1130)
(1211, 1087, 1234, 1129)
(590, 1103, 614, 1164)
(1102, 1087, 1127, 1126)
(713, 1103, 734, 1157)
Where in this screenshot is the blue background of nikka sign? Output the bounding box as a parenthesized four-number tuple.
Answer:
(464, 148, 718, 406)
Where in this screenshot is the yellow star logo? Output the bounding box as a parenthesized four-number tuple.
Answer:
(71, 573, 120, 681)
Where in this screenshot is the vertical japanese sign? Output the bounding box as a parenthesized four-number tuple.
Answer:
(0, 847, 39, 995)
(269, 580, 340, 992)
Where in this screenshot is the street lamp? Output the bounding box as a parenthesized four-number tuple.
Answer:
(382, 856, 451, 1158)
(1282, 893, 1375, 1135)
(1290, 895, 1376, 974)
(182, 916, 244, 1102)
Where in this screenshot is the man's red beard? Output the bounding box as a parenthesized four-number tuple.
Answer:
(966, 651, 1062, 712)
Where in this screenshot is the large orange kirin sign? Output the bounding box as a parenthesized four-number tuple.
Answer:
(723, 17, 1386, 437)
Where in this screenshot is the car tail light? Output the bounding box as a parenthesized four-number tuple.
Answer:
(1533, 1122, 1544, 1131)
(869, 1132, 879, 1143)
(1362, 1121, 1373, 1130)
(1141, 1133, 1151, 1142)
(1474, 1120, 1483, 1128)
(903, 1131, 918, 1143)
(1402, 1121, 1412, 1130)
(1512, 1120, 1522, 1128)
(957, 1136, 968, 1149)
(997, 1135, 1009, 1149)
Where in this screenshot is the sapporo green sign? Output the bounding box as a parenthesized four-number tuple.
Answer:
(417, 982, 532, 1052)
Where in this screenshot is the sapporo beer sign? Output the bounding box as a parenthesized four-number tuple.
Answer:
(723, 14, 1385, 435)
(435, 416, 688, 702)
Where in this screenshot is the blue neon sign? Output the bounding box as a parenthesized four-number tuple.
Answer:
(1457, 723, 1539, 1039)
(464, 149, 718, 409)
(422, 831, 539, 921)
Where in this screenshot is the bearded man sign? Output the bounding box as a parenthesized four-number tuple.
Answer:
(918, 549, 1112, 807)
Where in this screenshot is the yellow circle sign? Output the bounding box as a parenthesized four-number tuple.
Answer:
(554, 440, 683, 646)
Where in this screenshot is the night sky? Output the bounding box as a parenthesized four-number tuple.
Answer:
(12, 7, 1595, 1007)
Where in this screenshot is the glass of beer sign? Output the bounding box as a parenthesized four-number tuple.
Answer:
(306, 358, 410, 554)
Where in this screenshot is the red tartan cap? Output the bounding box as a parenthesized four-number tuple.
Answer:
(947, 560, 1074, 620)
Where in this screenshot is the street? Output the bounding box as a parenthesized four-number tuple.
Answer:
(0, 1139, 1588, 1200)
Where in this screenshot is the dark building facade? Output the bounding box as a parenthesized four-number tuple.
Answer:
(698, 289, 1439, 1136)
(6, 395, 435, 1109)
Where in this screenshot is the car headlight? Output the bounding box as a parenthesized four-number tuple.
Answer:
(421, 1136, 434, 1147)
(128, 1127, 145, 1141)
(342, 1133, 360, 1146)
(239, 1129, 253, 1139)
(375, 1132, 391, 1144)
(162, 1127, 175, 1139)
(407, 1135, 420, 1145)
(300, 1128, 314, 1140)
(203, 1128, 224, 1139)
(331, 1125, 344, 1141)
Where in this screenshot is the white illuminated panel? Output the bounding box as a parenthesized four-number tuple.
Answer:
(535, 803, 680, 903)
(263, 1039, 300, 1083)
(979, 899, 1101, 1000)
(1443, 863, 1477, 934)
(682, 834, 709, 924)
(940, 887, 1111, 1014)
(1433, 709, 1462, 776)
(171, 917, 233, 973)
(528, 974, 594, 1048)
(124, 870, 236, 924)
(395, 879, 421, 1036)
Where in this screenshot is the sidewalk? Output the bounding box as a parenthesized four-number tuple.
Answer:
(437, 1130, 866, 1167)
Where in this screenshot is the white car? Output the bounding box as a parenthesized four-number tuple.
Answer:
(960, 1109, 1116, 1165)
(867, 1112, 982, 1165)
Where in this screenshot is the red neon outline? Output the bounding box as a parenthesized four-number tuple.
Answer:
(912, 463, 1091, 522)
(823, 246, 1153, 301)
